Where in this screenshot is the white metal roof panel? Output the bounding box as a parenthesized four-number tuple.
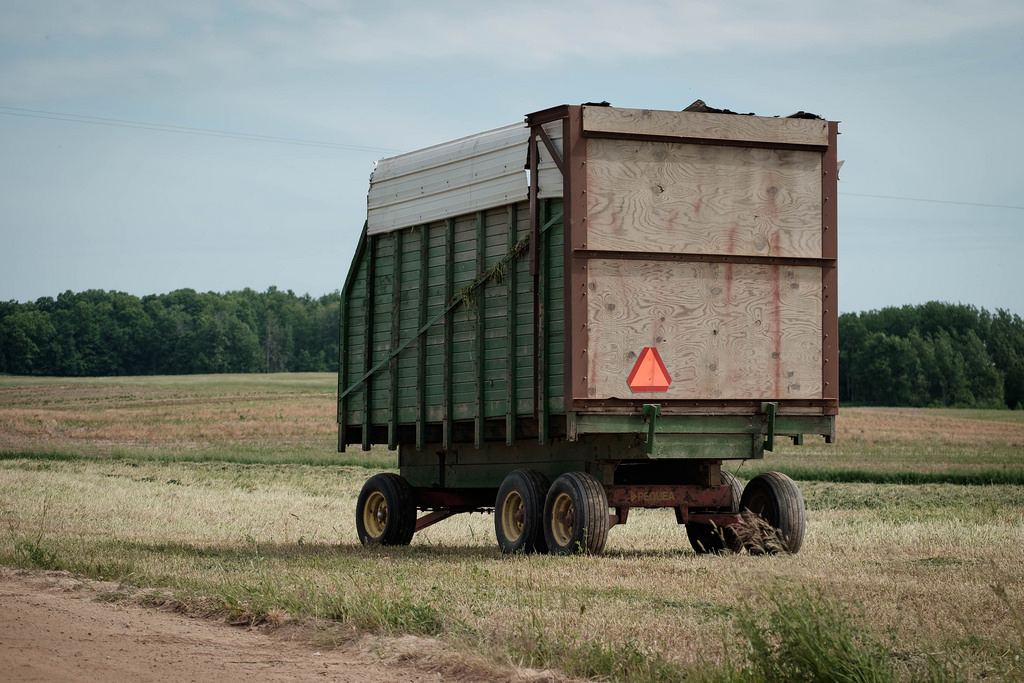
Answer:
(367, 121, 563, 235)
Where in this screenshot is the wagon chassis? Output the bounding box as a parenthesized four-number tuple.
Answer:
(410, 481, 741, 531)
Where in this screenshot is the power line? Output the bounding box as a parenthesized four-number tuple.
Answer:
(0, 105, 405, 154)
(840, 191, 1024, 211)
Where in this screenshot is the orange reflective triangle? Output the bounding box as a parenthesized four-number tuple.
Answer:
(627, 347, 672, 392)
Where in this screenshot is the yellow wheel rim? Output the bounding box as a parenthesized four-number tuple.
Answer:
(549, 491, 575, 547)
(499, 491, 525, 543)
(362, 490, 388, 538)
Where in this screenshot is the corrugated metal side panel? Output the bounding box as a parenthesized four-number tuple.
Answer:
(367, 123, 529, 235)
(542, 201, 565, 414)
(450, 212, 482, 420)
(367, 122, 564, 235)
(340, 249, 368, 424)
(340, 198, 569, 449)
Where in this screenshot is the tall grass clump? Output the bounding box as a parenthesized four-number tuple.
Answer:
(730, 583, 896, 683)
(990, 581, 1024, 680)
(508, 615, 685, 683)
(334, 591, 444, 636)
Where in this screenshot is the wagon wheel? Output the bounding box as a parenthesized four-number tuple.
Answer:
(737, 472, 805, 554)
(686, 470, 743, 554)
(494, 469, 550, 554)
(355, 473, 416, 546)
(543, 472, 610, 555)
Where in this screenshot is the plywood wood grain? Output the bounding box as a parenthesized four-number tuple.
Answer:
(583, 106, 830, 147)
(585, 139, 822, 258)
(586, 259, 823, 400)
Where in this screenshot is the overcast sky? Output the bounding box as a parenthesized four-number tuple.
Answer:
(2, 1, 1022, 316)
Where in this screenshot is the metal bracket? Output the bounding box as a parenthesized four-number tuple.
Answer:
(761, 401, 778, 452)
(642, 404, 661, 455)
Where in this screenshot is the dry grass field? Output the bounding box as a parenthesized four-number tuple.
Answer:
(2, 374, 1023, 681)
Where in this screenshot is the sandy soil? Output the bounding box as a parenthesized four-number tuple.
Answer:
(0, 568, 545, 683)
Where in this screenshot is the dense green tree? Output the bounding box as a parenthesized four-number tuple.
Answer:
(0, 309, 56, 374)
(0, 287, 341, 377)
(985, 309, 1024, 409)
(838, 313, 868, 403)
(960, 329, 1004, 408)
(838, 302, 1021, 408)
(848, 332, 927, 406)
(921, 330, 971, 406)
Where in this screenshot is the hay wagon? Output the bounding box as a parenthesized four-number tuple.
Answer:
(339, 102, 839, 554)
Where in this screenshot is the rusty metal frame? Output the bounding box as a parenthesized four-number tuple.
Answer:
(527, 106, 575, 443)
(410, 481, 743, 532)
(821, 121, 840, 415)
(563, 106, 591, 411)
(604, 483, 733, 510)
(414, 510, 457, 532)
(605, 483, 739, 528)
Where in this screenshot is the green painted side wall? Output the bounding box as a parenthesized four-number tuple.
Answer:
(339, 199, 565, 447)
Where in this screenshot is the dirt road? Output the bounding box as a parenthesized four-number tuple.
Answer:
(0, 568, 526, 682)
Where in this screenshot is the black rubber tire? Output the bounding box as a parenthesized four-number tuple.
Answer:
(355, 473, 416, 546)
(738, 471, 805, 554)
(686, 470, 743, 554)
(494, 469, 550, 554)
(543, 472, 610, 555)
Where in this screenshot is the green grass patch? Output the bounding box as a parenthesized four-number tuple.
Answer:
(4, 377, 1024, 680)
(0, 450, 84, 463)
(509, 619, 686, 683)
(3, 459, 1022, 681)
(0, 448, 394, 469)
(730, 583, 898, 682)
(754, 466, 1024, 486)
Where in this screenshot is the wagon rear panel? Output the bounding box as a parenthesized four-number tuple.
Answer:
(553, 105, 839, 413)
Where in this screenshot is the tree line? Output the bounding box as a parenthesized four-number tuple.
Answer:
(0, 288, 340, 376)
(839, 302, 1024, 409)
(2, 291, 1022, 409)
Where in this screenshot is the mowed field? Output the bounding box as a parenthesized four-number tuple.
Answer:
(2, 374, 1023, 681)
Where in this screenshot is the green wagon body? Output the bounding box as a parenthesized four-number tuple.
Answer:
(340, 103, 839, 554)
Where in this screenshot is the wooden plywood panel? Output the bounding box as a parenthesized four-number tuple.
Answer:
(586, 259, 822, 400)
(585, 139, 822, 258)
(582, 106, 830, 147)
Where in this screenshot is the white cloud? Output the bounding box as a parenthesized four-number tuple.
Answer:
(4, 0, 1023, 101)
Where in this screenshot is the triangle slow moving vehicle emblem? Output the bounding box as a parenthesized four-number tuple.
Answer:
(626, 347, 672, 392)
